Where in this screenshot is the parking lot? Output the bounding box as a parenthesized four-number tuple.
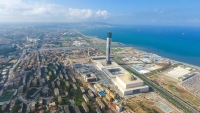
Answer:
(181, 74, 200, 98)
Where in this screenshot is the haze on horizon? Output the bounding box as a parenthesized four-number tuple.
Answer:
(0, 0, 200, 26)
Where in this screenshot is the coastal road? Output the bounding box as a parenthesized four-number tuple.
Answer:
(113, 58, 199, 113)
(39, 36, 199, 112)
(38, 45, 133, 51)
(92, 40, 199, 113)
(81, 33, 200, 113)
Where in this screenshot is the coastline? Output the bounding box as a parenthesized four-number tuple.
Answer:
(80, 31, 200, 69)
(80, 26, 200, 67)
(132, 45, 200, 69)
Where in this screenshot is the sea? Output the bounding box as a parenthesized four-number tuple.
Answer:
(79, 25, 200, 67)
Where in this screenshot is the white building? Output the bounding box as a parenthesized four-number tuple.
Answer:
(82, 74, 98, 82)
(92, 56, 149, 96)
(71, 63, 98, 82)
(92, 56, 127, 78)
(26, 36, 39, 43)
(54, 88, 59, 96)
(83, 94, 89, 102)
(116, 104, 123, 112)
(73, 41, 83, 46)
(113, 74, 149, 95)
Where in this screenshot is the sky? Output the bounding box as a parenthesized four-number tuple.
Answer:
(0, 0, 200, 25)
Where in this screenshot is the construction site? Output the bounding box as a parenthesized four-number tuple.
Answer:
(125, 92, 182, 113)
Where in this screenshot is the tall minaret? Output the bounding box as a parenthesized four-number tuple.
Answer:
(26, 36, 29, 41)
(106, 32, 112, 64)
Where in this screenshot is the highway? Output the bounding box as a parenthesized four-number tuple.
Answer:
(16, 40, 199, 113)
(39, 46, 90, 51)
(94, 42, 198, 113)
(113, 58, 199, 113)
(4, 49, 26, 87)
(91, 41, 199, 113)
(38, 45, 133, 51)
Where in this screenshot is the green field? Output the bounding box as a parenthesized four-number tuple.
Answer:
(48, 65, 54, 71)
(68, 55, 76, 59)
(61, 36, 72, 40)
(112, 48, 124, 52)
(102, 48, 123, 53)
(0, 90, 15, 102)
(61, 42, 71, 47)
(97, 42, 122, 46)
(102, 48, 106, 51)
(74, 97, 84, 105)
(62, 98, 69, 104)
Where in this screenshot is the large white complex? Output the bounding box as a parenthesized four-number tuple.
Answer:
(93, 56, 126, 78)
(92, 56, 149, 96)
(92, 32, 149, 96)
(113, 74, 149, 95)
(132, 64, 162, 74)
(168, 67, 190, 77)
(26, 36, 39, 43)
(165, 66, 196, 81)
(71, 63, 98, 82)
(73, 41, 83, 46)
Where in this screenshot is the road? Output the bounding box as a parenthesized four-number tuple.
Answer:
(39, 45, 133, 51)
(114, 58, 199, 113)
(91, 41, 199, 113)
(36, 41, 199, 113)
(4, 49, 26, 87)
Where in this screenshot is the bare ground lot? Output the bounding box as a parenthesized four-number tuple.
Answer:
(9, 59, 17, 63)
(125, 93, 182, 113)
(147, 73, 200, 111)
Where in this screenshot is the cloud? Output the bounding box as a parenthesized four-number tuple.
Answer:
(96, 10, 109, 19)
(151, 19, 157, 23)
(69, 8, 93, 19)
(68, 8, 109, 19)
(187, 19, 200, 23)
(154, 8, 165, 14)
(0, 0, 110, 22)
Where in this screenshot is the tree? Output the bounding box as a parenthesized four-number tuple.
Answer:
(10, 99, 21, 113)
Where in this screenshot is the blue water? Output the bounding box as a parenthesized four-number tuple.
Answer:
(80, 25, 200, 66)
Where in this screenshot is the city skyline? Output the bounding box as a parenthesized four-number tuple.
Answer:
(0, 1, 200, 112)
(0, 0, 200, 25)
(0, 18, 199, 113)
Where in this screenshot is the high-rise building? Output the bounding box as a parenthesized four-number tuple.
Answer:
(106, 32, 112, 64)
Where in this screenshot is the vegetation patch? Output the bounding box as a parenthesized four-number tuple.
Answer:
(48, 64, 54, 71)
(112, 48, 124, 53)
(10, 99, 21, 113)
(62, 98, 69, 105)
(26, 88, 38, 99)
(68, 55, 76, 59)
(61, 42, 70, 47)
(0, 90, 15, 102)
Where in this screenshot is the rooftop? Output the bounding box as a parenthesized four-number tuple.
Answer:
(117, 74, 142, 86)
(108, 68, 123, 75)
(113, 77, 148, 91)
(93, 56, 127, 78)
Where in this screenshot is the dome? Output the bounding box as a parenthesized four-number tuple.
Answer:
(124, 73, 134, 81)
